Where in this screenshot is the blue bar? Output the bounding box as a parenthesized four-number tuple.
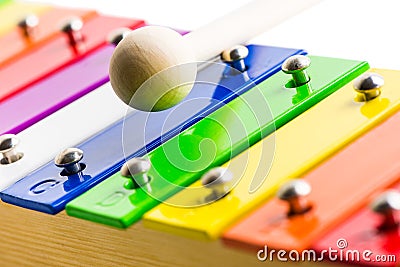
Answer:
(0, 45, 306, 214)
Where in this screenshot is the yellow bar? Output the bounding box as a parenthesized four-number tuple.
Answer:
(0, 2, 50, 36)
(143, 69, 400, 240)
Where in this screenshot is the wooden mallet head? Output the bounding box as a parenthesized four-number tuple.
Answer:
(109, 0, 319, 112)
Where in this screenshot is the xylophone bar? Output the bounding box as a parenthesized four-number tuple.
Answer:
(0, 82, 127, 191)
(0, 15, 144, 103)
(222, 70, 400, 252)
(0, 7, 97, 67)
(311, 112, 400, 266)
(1, 1, 398, 267)
(66, 55, 367, 228)
(314, 182, 400, 267)
(1, 45, 304, 213)
(0, 44, 115, 135)
(144, 69, 400, 242)
(0, 1, 50, 36)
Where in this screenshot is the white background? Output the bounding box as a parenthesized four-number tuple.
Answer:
(23, 0, 400, 70)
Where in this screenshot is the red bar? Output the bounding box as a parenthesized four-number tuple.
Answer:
(314, 181, 400, 266)
(0, 15, 145, 102)
(223, 106, 400, 252)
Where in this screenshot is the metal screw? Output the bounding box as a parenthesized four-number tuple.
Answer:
(201, 167, 233, 201)
(18, 14, 39, 38)
(277, 179, 312, 216)
(371, 190, 400, 231)
(0, 134, 23, 164)
(353, 72, 384, 101)
(282, 55, 311, 87)
(54, 148, 84, 175)
(221, 45, 249, 72)
(61, 17, 84, 47)
(121, 158, 151, 188)
(107, 27, 132, 46)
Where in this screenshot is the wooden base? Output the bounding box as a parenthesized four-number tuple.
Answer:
(0, 201, 259, 266)
(0, 201, 349, 267)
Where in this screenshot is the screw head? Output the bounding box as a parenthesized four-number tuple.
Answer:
(107, 27, 132, 46)
(54, 148, 83, 168)
(281, 55, 311, 74)
(371, 190, 400, 214)
(61, 17, 83, 33)
(18, 14, 39, 28)
(277, 179, 311, 201)
(0, 134, 19, 154)
(201, 167, 233, 188)
(221, 45, 249, 62)
(121, 158, 151, 178)
(353, 72, 384, 93)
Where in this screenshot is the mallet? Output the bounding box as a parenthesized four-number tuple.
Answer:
(109, 0, 319, 111)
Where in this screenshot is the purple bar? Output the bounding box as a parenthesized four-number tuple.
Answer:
(0, 45, 114, 135)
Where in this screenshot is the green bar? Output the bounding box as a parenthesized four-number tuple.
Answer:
(66, 56, 369, 228)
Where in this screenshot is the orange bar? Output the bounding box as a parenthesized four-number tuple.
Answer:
(0, 7, 97, 67)
(223, 94, 400, 252)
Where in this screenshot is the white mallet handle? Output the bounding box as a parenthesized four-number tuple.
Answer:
(185, 0, 320, 60)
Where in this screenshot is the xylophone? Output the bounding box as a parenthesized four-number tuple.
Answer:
(0, 0, 400, 267)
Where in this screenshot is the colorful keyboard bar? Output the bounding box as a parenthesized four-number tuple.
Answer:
(312, 112, 400, 266)
(1, 2, 400, 267)
(1, 45, 305, 213)
(0, 15, 144, 103)
(143, 69, 400, 242)
(314, 183, 400, 266)
(0, 82, 127, 191)
(0, 7, 97, 67)
(65, 56, 367, 228)
(0, 44, 114, 135)
(220, 70, 400, 251)
(0, 29, 191, 189)
(0, 2, 49, 36)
